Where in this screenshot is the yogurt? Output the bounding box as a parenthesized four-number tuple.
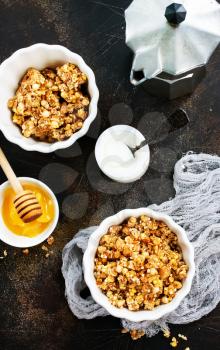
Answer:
(95, 125, 150, 183)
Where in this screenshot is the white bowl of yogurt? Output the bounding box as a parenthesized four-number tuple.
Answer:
(95, 125, 150, 183)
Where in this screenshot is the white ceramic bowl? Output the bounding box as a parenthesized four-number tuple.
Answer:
(83, 208, 195, 322)
(0, 43, 99, 153)
(0, 177, 59, 248)
(95, 125, 150, 183)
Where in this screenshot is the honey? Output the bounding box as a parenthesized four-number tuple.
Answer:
(2, 182, 55, 238)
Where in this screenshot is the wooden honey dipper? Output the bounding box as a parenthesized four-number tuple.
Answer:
(0, 148, 42, 223)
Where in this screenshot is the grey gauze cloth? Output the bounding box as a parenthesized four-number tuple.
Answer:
(62, 153, 220, 337)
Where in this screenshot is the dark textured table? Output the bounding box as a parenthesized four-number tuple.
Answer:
(0, 1, 220, 349)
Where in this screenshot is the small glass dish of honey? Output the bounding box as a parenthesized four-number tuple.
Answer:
(0, 177, 59, 248)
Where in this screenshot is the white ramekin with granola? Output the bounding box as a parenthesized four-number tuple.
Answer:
(83, 208, 195, 322)
(0, 44, 99, 153)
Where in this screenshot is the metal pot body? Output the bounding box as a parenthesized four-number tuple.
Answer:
(143, 66, 206, 99)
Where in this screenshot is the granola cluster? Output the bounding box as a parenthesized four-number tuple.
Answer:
(94, 215, 188, 311)
(8, 63, 90, 142)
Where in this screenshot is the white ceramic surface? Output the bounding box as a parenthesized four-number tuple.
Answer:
(83, 208, 195, 322)
(0, 43, 99, 153)
(0, 177, 59, 248)
(125, 0, 220, 85)
(95, 125, 150, 183)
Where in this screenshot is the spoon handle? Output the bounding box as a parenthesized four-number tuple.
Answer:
(146, 108, 189, 146)
(167, 108, 189, 132)
(134, 109, 189, 153)
(133, 139, 149, 152)
(0, 148, 23, 194)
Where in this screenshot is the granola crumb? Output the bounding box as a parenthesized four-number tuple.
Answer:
(130, 329, 145, 340)
(121, 328, 129, 334)
(163, 329, 171, 338)
(42, 245, 49, 252)
(94, 215, 188, 311)
(121, 328, 145, 340)
(178, 333, 187, 341)
(47, 236, 54, 246)
(45, 253, 50, 258)
(22, 249, 29, 255)
(0, 250, 9, 259)
(8, 63, 90, 143)
(170, 337, 178, 348)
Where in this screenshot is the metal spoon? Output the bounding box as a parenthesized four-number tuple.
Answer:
(128, 109, 189, 156)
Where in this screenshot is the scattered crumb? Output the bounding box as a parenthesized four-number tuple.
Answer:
(47, 236, 55, 246)
(42, 245, 49, 252)
(0, 250, 8, 259)
(42, 239, 55, 258)
(178, 333, 187, 341)
(163, 330, 190, 349)
(122, 326, 190, 344)
(22, 249, 29, 255)
(170, 337, 178, 348)
(130, 329, 145, 340)
(121, 328, 129, 334)
(163, 329, 171, 338)
(121, 328, 145, 340)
